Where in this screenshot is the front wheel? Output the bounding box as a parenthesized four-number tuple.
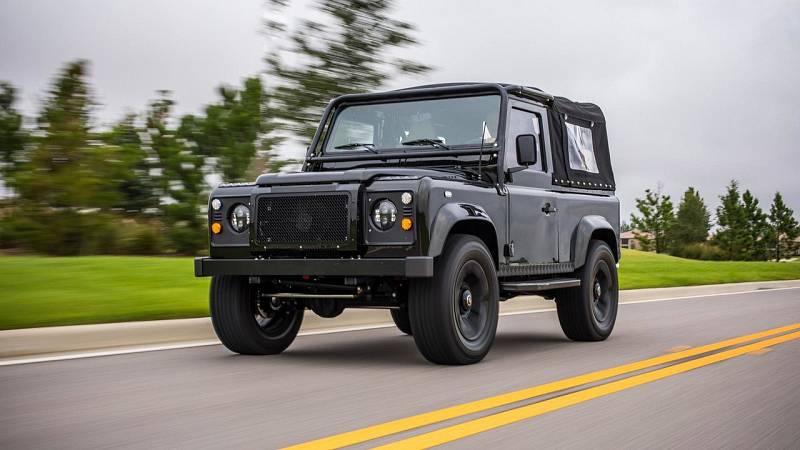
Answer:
(555, 240, 618, 341)
(210, 276, 304, 355)
(408, 234, 499, 365)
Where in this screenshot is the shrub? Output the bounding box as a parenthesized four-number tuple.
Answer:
(117, 220, 166, 255)
(1, 209, 127, 255)
(166, 221, 207, 255)
(672, 242, 727, 261)
(0, 214, 26, 249)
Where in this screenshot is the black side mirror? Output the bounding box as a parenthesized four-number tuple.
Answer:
(516, 134, 538, 165)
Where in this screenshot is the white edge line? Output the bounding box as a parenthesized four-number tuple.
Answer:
(0, 340, 221, 366)
(1, 286, 797, 367)
(620, 285, 799, 305)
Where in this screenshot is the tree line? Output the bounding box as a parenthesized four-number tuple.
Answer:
(0, 0, 429, 255)
(629, 182, 799, 261)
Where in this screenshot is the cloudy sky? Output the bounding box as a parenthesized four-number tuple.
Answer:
(1, 0, 798, 219)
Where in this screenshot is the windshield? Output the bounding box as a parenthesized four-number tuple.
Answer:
(324, 95, 501, 153)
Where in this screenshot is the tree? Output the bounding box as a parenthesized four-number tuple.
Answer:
(179, 77, 275, 182)
(767, 192, 799, 261)
(265, 0, 431, 144)
(103, 113, 160, 214)
(714, 180, 749, 260)
(15, 61, 118, 208)
(630, 188, 675, 253)
(12, 61, 123, 254)
(741, 190, 769, 260)
(670, 187, 711, 248)
(0, 81, 25, 186)
(145, 91, 207, 253)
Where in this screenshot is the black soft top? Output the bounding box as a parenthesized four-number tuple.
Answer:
(390, 83, 616, 191)
(547, 96, 615, 191)
(317, 83, 615, 191)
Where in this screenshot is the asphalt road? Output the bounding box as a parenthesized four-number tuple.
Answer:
(2, 287, 799, 449)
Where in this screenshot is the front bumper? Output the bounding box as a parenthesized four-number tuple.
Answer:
(194, 256, 434, 278)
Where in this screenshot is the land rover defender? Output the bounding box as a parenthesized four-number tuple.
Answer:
(194, 83, 620, 365)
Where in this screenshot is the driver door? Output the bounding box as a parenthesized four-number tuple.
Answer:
(504, 104, 559, 264)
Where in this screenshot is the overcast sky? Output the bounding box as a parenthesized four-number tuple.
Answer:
(1, 0, 798, 220)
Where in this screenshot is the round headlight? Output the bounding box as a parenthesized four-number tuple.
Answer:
(211, 198, 222, 211)
(229, 204, 250, 233)
(372, 199, 397, 231)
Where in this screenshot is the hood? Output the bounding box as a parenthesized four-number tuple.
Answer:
(255, 168, 461, 186)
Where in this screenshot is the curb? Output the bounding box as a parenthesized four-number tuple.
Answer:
(2, 280, 799, 360)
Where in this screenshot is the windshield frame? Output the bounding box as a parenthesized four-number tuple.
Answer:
(322, 94, 502, 155)
(305, 84, 511, 170)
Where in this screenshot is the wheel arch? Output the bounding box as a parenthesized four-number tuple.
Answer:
(572, 215, 619, 268)
(428, 203, 499, 267)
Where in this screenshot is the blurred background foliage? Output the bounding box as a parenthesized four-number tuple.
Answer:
(0, 0, 430, 255)
(629, 181, 798, 262)
(2, 0, 796, 260)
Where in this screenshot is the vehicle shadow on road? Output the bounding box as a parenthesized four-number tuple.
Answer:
(281, 332, 426, 367)
(224, 329, 574, 368)
(490, 332, 571, 358)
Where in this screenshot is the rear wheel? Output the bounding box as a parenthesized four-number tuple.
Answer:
(390, 307, 413, 335)
(556, 240, 618, 341)
(210, 276, 304, 355)
(409, 234, 499, 365)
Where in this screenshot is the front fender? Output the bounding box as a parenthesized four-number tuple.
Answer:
(427, 203, 497, 258)
(572, 215, 618, 268)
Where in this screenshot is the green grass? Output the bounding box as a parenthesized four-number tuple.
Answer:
(619, 249, 800, 290)
(0, 256, 210, 330)
(0, 251, 798, 330)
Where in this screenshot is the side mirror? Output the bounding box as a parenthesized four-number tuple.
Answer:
(516, 134, 538, 165)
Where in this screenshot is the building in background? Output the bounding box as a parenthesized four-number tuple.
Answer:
(620, 230, 653, 251)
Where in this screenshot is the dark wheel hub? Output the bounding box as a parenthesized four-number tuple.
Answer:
(591, 263, 612, 324)
(453, 261, 489, 342)
(254, 295, 295, 334)
(255, 297, 277, 328)
(461, 289, 473, 311)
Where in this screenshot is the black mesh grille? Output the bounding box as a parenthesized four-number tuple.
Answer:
(254, 194, 350, 247)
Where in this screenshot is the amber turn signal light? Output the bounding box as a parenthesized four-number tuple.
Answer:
(401, 217, 413, 231)
(211, 222, 222, 234)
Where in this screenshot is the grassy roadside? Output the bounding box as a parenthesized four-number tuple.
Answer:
(0, 250, 798, 330)
(0, 256, 209, 330)
(618, 250, 800, 289)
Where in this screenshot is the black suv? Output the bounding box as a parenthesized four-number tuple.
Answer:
(195, 83, 620, 365)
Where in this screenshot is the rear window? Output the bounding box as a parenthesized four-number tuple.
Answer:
(566, 122, 598, 173)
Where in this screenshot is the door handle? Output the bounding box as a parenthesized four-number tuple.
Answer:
(542, 203, 557, 215)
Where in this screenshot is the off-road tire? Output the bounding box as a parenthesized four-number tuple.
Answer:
(409, 234, 499, 365)
(390, 307, 413, 335)
(556, 240, 618, 341)
(210, 275, 304, 355)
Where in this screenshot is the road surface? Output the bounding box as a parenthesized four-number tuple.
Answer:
(1, 286, 799, 449)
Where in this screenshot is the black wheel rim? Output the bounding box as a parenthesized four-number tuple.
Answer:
(591, 261, 613, 324)
(253, 292, 297, 337)
(453, 260, 490, 342)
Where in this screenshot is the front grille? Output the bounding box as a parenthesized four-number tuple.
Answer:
(254, 193, 350, 248)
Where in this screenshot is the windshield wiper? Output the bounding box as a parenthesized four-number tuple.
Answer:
(433, 165, 493, 183)
(402, 138, 450, 150)
(334, 142, 378, 153)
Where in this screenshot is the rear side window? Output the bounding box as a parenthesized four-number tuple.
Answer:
(566, 122, 598, 173)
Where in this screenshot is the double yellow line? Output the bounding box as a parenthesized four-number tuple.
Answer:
(285, 323, 800, 450)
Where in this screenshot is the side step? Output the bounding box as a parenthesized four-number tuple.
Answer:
(500, 278, 581, 293)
